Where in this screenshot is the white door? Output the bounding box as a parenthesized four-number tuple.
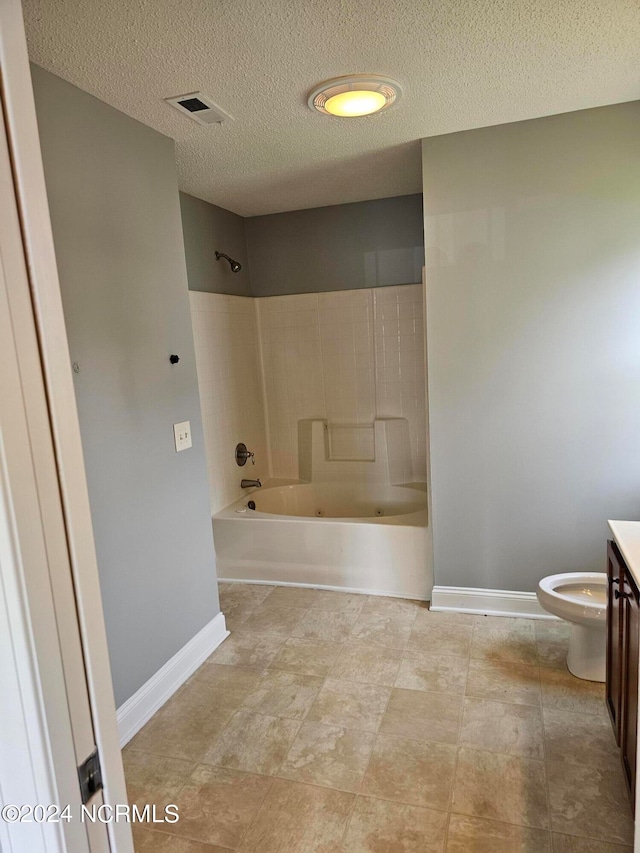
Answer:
(0, 1, 132, 851)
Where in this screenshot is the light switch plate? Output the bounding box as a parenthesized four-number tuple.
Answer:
(173, 421, 192, 452)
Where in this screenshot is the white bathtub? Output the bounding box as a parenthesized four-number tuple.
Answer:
(212, 482, 431, 600)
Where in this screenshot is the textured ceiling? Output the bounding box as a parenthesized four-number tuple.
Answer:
(23, 0, 640, 216)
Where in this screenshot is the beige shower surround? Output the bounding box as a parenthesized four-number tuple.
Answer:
(190, 284, 426, 514)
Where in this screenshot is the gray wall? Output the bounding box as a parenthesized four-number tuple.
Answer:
(179, 193, 252, 296)
(423, 101, 640, 592)
(179, 192, 425, 297)
(246, 194, 424, 296)
(32, 66, 220, 707)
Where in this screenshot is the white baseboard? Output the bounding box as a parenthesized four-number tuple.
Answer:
(117, 611, 228, 746)
(219, 576, 430, 602)
(430, 585, 557, 620)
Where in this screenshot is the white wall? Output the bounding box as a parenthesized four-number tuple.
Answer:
(423, 100, 640, 592)
(191, 284, 427, 511)
(190, 292, 269, 513)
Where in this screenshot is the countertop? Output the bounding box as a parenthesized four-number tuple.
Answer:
(609, 520, 640, 586)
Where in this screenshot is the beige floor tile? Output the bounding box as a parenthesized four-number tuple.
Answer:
(407, 617, 473, 658)
(535, 620, 570, 640)
(204, 710, 300, 775)
(188, 662, 262, 691)
(219, 583, 274, 610)
(306, 678, 392, 732)
(241, 604, 307, 637)
(292, 609, 359, 642)
(207, 631, 284, 669)
(362, 595, 425, 615)
(344, 796, 448, 852)
(459, 698, 544, 759)
(269, 637, 342, 677)
(260, 586, 320, 608)
(238, 778, 354, 852)
(535, 621, 571, 668)
(396, 650, 468, 693)
(132, 825, 229, 852)
(543, 707, 619, 770)
(349, 609, 415, 649)
(536, 636, 570, 668)
(471, 623, 538, 665)
(127, 587, 626, 851)
(539, 666, 606, 716)
(128, 691, 234, 762)
(163, 764, 272, 848)
(473, 616, 537, 633)
(220, 587, 274, 629)
(547, 760, 634, 845)
(362, 733, 457, 810)
(466, 659, 541, 706)
(278, 721, 375, 792)
(423, 609, 477, 626)
(123, 749, 193, 810)
(413, 608, 478, 633)
(446, 814, 552, 852)
(240, 669, 323, 720)
(452, 747, 549, 829)
(180, 663, 262, 709)
(331, 642, 403, 686)
(381, 687, 463, 744)
(309, 590, 367, 613)
(222, 602, 257, 632)
(551, 833, 633, 852)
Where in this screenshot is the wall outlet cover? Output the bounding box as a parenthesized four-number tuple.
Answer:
(174, 421, 192, 452)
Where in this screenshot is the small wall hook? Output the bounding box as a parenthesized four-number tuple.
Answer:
(170, 354, 180, 364)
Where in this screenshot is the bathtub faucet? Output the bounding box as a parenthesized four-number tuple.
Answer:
(241, 478, 262, 489)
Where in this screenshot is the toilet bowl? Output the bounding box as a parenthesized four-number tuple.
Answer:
(536, 572, 607, 682)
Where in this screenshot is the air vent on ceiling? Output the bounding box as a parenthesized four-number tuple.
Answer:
(164, 92, 234, 126)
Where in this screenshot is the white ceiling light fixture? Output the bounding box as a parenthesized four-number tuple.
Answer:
(308, 75, 402, 118)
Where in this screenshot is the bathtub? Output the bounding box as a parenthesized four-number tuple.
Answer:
(212, 481, 431, 600)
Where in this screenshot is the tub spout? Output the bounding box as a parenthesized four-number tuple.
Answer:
(241, 478, 262, 489)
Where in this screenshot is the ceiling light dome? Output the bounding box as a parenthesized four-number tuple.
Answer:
(308, 75, 402, 118)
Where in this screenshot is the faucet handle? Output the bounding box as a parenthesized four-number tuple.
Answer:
(235, 443, 255, 466)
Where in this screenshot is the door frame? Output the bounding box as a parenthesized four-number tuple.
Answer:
(0, 1, 132, 850)
(0, 226, 87, 850)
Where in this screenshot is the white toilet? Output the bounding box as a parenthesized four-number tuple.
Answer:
(536, 572, 608, 682)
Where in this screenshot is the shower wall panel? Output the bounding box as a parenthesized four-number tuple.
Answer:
(258, 284, 426, 482)
(190, 292, 269, 512)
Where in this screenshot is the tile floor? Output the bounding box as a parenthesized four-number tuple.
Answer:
(124, 584, 634, 851)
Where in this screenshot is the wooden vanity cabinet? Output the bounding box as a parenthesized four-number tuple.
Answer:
(607, 540, 624, 742)
(607, 538, 639, 808)
(621, 569, 640, 806)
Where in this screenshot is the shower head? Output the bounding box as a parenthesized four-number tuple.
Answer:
(215, 251, 242, 273)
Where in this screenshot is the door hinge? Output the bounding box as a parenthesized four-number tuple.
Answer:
(77, 748, 103, 805)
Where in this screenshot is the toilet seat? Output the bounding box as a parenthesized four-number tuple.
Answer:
(537, 572, 607, 626)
